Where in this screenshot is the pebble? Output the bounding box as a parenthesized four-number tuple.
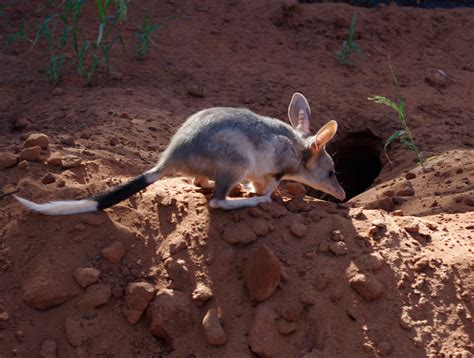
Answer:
(280, 300, 303, 322)
(101, 241, 125, 264)
(222, 222, 257, 245)
(164, 258, 190, 291)
(123, 282, 156, 324)
(249, 306, 278, 357)
(426, 68, 447, 87)
(147, 289, 194, 349)
(0, 153, 19, 170)
(73, 267, 101, 288)
(313, 273, 329, 291)
(285, 182, 306, 197)
(42, 173, 56, 184)
(61, 155, 82, 169)
(202, 308, 226, 346)
(371, 219, 387, 228)
(404, 222, 420, 234)
(0, 312, 9, 321)
(464, 196, 474, 206)
(38, 338, 57, 358)
(405, 172, 416, 180)
(192, 282, 214, 303)
(47, 153, 63, 166)
(396, 187, 415, 197)
(52, 87, 64, 96)
(329, 241, 348, 256)
(278, 319, 297, 335)
(251, 219, 270, 236)
(77, 283, 111, 311)
(363, 253, 385, 271)
(20, 146, 41, 161)
(367, 197, 394, 212)
(331, 230, 345, 241)
(413, 256, 430, 271)
(377, 341, 393, 355)
(24, 133, 49, 149)
(289, 221, 308, 238)
(350, 273, 383, 300)
(244, 245, 282, 302)
(187, 87, 205, 98)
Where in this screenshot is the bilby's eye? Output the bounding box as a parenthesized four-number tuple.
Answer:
(329, 170, 335, 178)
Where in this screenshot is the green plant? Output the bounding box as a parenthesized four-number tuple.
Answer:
(336, 14, 361, 66)
(135, 14, 161, 59)
(61, 0, 86, 54)
(33, 14, 67, 85)
(368, 62, 425, 169)
(96, 0, 127, 80)
(5, 21, 29, 47)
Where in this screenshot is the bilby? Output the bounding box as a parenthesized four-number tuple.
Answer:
(15, 93, 345, 215)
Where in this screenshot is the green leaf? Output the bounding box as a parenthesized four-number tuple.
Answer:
(383, 130, 405, 162)
(32, 14, 58, 47)
(368, 95, 399, 112)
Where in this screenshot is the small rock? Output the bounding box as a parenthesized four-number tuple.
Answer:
(23, 267, 80, 310)
(169, 237, 187, 254)
(38, 338, 57, 358)
(404, 222, 420, 234)
(280, 300, 303, 322)
(192, 282, 213, 303)
(0, 312, 9, 321)
(73, 267, 101, 288)
(20, 146, 41, 161)
(377, 341, 393, 355)
(61, 155, 82, 169)
(392, 210, 404, 216)
(52, 87, 64, 96)
(14, 118, 30, 130)
(187, 87, 205, 98)
(61, 136, 75, 147)
(101, 241, 125, 264)
(278, 319, 297, 335)
(251, 219, 270, 237)
(464, 196, 474, 207)
(47, 153, 63, 166)
(147, 289, 194, 349)
(329, 288, 343, 302)
(64, 316, 97, 347)
(350, 273, 383, 300)
(24, 133, 49, 149)
(367, 197, 394, 212)
(249, 306, 278, 357)
(363, 253, 385, 271)
(77, 283, 111, 311)
(413, 256, 429, 272)
(222, 222, 257, 245)
(405, 172, 416, 180)
(371, 219, 387, 228)
(123, 282, 156, 324)
(289, 221, 308, 238)
(42, 173, 56, 184)
(329, 241, 348, 256)
(0, 153, 19, 170)
(202, 308, 226, 346)
(396, 187, 415, 197)
(285, 182, 306, 197)
(80, 213, 106, 226)
(312, 273, 328, 291)
(331, 230, 345, 241)
(426, 68, 447, 88)
(164, 258, 190, 291)
(244, 245, 282, 302)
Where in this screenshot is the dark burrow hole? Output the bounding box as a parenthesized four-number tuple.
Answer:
(308, 130, 383, 202)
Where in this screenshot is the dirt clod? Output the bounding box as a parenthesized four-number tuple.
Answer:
(123, 282, 156, 324)
(244, 245, 282, 302)
(202, 308, 226, 346)
(0, 153, 19, 170)
(101, 242, 125, 264)
(350, 273, 383, 301)
(24, 133, 49, 149)
(73, 267, 100, 288)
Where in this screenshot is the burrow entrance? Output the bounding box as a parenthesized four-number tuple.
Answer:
(308, 130, 384, 202)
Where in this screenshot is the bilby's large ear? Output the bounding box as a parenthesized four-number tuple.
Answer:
(288, 92, 311, 135)
(310, 120, 338, 153)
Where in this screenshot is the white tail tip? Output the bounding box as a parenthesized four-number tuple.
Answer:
(14, 195, 98, 216)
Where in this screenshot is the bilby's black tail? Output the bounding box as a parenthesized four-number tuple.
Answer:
(15, 166, 164, 216)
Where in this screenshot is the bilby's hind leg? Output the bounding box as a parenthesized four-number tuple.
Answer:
(209, 173, 273, 210)
(253, 175, 280, 196)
